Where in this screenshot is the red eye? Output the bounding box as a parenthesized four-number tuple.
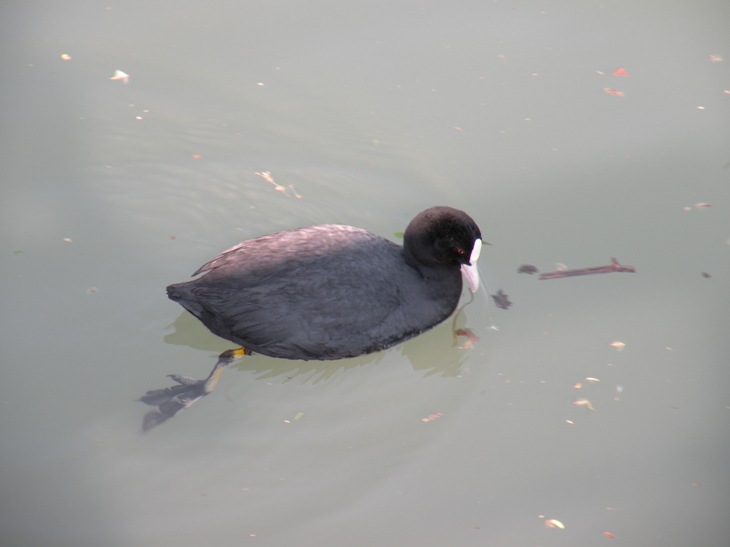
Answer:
(456, 248, 465, 255)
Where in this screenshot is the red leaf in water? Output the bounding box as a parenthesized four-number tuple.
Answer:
(603, 87, 625, 97)
(421, 412, 443, 423)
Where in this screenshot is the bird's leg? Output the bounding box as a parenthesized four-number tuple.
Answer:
(139, 347, 250, 432)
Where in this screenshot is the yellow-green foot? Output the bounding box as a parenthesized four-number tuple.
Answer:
(139, 347, 249, 432)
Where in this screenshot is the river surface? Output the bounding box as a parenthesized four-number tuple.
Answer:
(1, 1, 729, 545)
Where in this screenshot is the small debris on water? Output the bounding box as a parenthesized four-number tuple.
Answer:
(543, 518, 565, 530)
(517, 264, 539, 274)
(609, 341, 625, 351)
(491, 290, 512, 310)
(421, 411, 443, 423)
(255, 171, 302, 198)
(603, 87, 625, 97)
(109, 69, 129, 83)
(573, 398, 595, 411)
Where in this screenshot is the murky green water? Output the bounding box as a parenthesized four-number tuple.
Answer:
(2, 1, 729, 545)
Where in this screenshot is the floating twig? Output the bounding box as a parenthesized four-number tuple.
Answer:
(538, 258, 635, 280)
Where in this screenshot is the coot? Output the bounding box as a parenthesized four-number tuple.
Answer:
(141, 206, 481, 430)
(167, 206, 482, 360)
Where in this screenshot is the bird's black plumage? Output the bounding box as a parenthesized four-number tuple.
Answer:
(167, 206, 482, 360)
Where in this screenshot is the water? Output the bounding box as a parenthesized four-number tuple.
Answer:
(2, 1, 729, 545)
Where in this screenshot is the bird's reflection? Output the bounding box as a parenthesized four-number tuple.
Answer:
(139, 297, 483, 432)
